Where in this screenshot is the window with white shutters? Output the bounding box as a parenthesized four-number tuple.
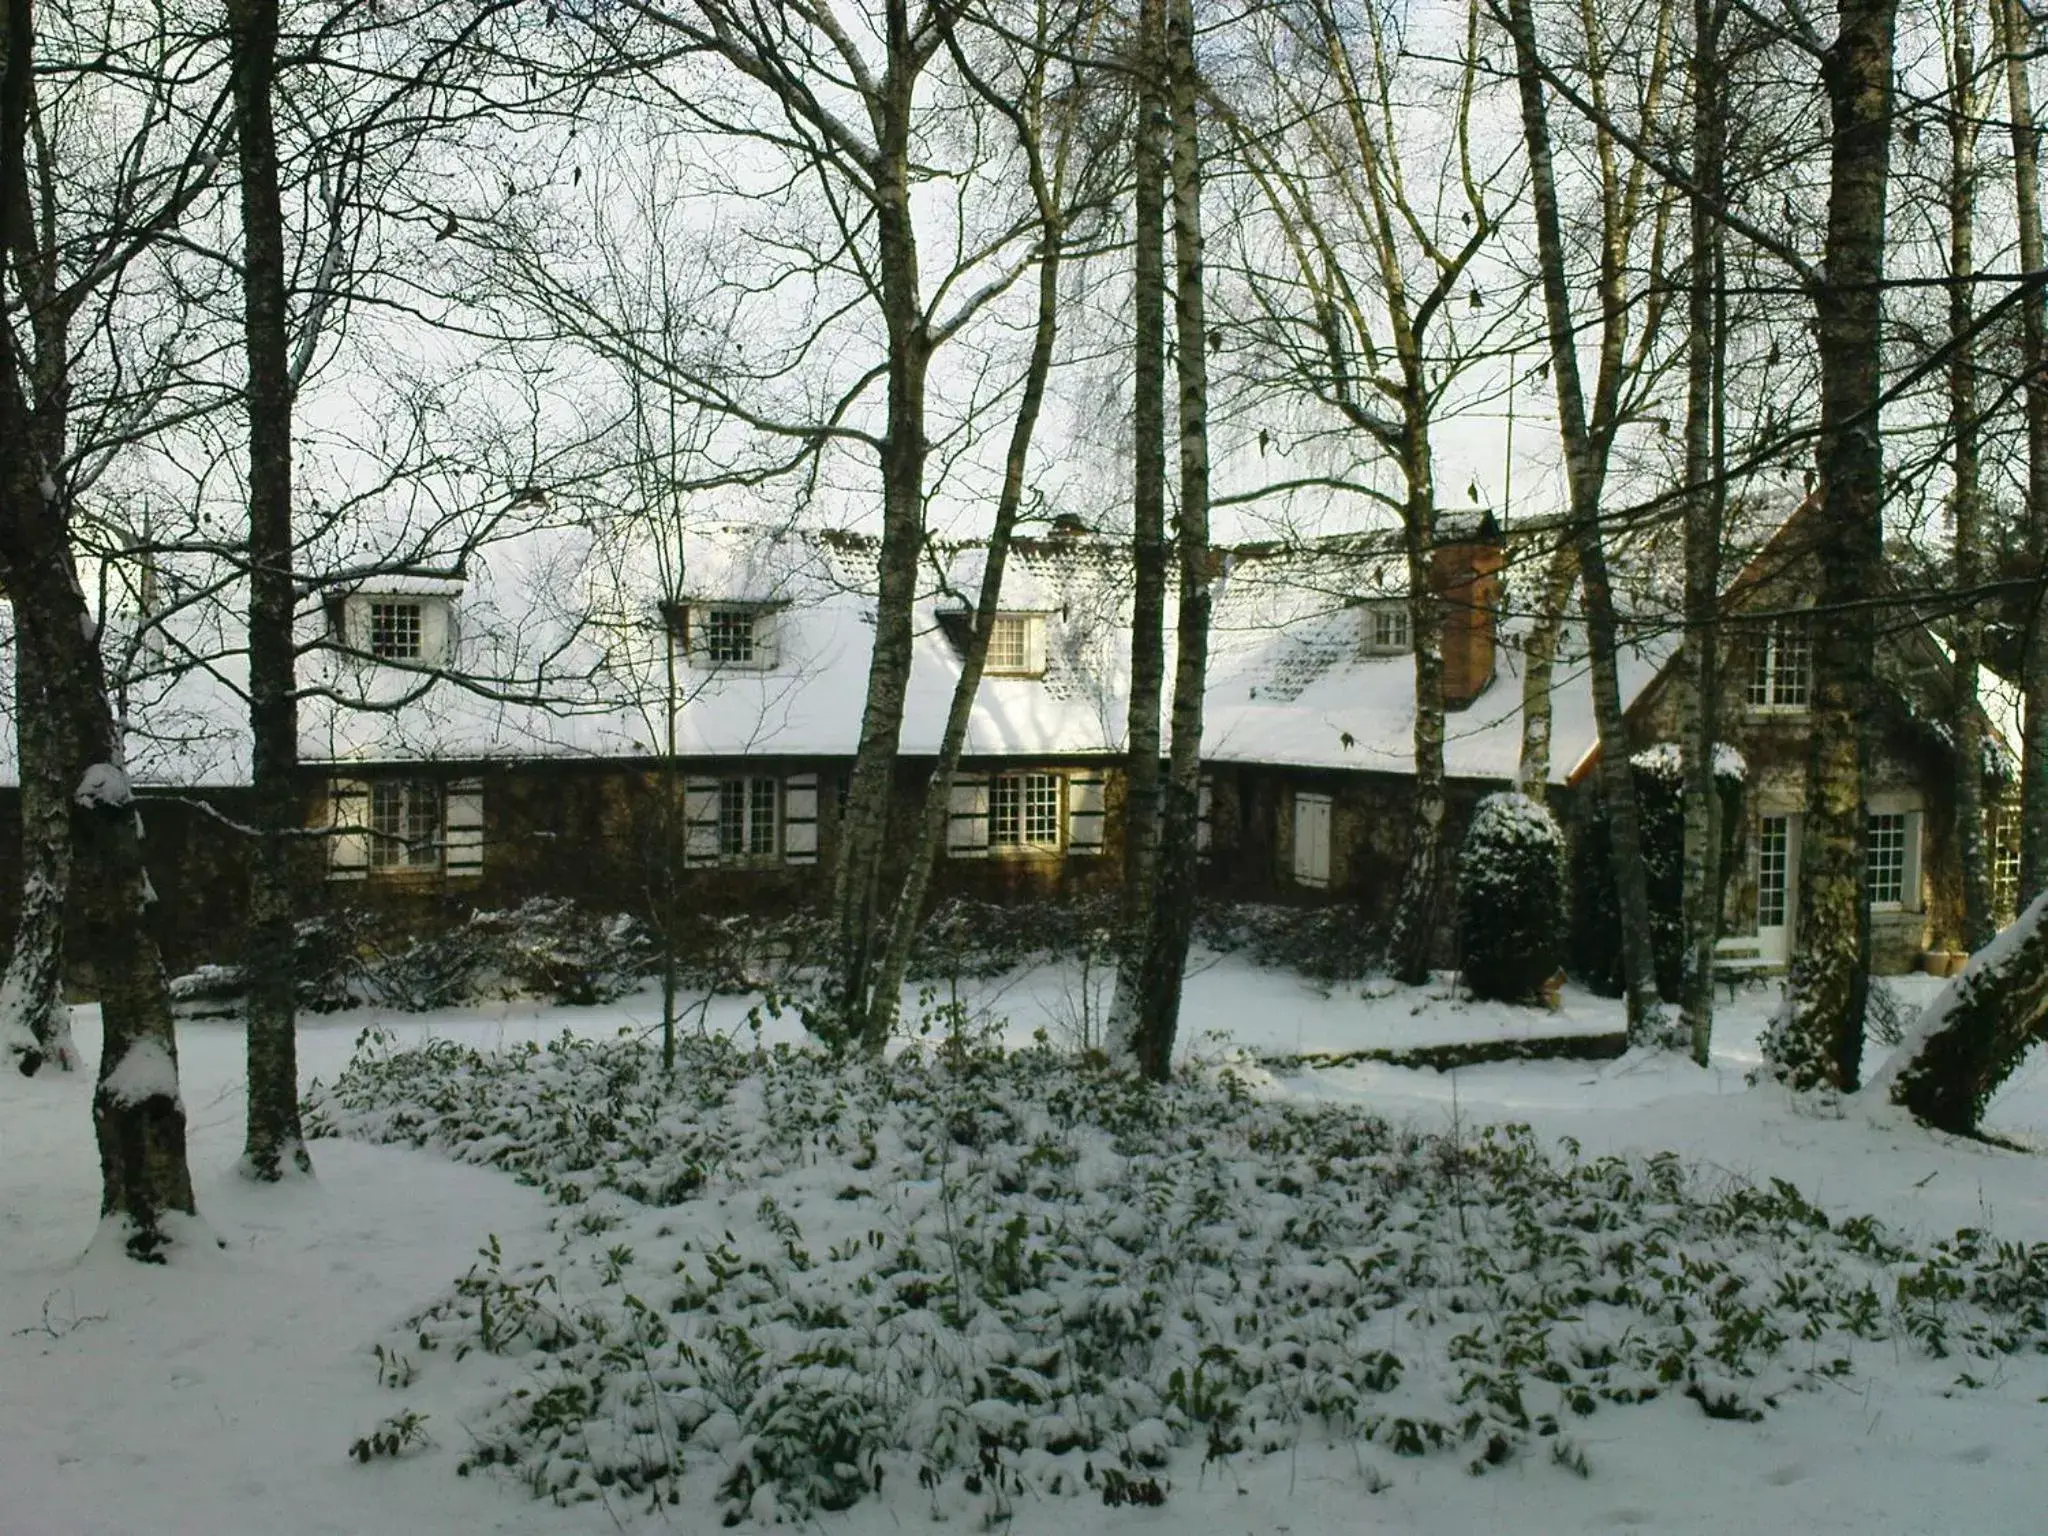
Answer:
(329, 778, 479, 879)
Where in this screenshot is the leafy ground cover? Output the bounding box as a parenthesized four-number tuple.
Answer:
(307, 1027, 2048, 1527)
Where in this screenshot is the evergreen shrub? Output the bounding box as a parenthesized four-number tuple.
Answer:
(1458, 791, 1566, 1003)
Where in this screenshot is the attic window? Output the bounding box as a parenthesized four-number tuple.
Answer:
(984, 614, 1045, 677)
(341, 593, 454, 665)
(702, 608, 758, 665)
(369, 601, 423, 660)
(678, 603, 778, 670)
(1362, 601, 1410, 655)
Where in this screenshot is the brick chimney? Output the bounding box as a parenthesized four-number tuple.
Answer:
(1431, 512, 1504, 709)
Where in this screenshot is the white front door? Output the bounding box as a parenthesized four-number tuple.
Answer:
(1293, 793, 1332, 888)
(1755, 812, 1800, 965)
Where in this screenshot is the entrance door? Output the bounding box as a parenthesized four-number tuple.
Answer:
(1755, 813, 1800, 965)
(1293, 793, 1332, 888)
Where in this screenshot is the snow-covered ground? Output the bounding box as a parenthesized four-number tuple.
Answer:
(3, 956, 2046, 1535)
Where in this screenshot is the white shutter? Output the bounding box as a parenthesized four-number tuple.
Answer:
(784, 772, 818, 864)
(947, 774, 991, 858)
(444, 778, 483, 877)
(1197, 777, 1214, 855)
(684, 776, 721, 867)
(327, 779, 369, 881)
(1066, 772, 1106, 855)
(752, 610, 779, 671)
(1025, 615, 1048, 677)
(1293, 793, 1332, 889)
(342, 597, 371, 651)
(422, 598, 457, 667)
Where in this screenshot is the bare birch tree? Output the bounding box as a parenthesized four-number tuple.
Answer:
(0, 0, 205, 1254)
(1225, 0, 1507, 985)
(1497, 0, 1675, 1041)
(1113, 0, 1210, 1080)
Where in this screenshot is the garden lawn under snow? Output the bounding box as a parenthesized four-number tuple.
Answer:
(6, 956, 2048, 1535)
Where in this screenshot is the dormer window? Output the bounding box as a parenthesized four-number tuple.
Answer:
(672, 603, 779, 670)
(1361, 601, 1410, 655)
(369, 601, 423, 660)
(983, 613, 1046, 678)
(703, 607, 759, 664)
(338, 591, 456, 666)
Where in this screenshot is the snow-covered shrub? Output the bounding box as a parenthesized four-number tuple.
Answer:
(909, 894, 1120, 983)
(311, 1034, 2048, 1527)
(177, 901, 652, 1016)
(667, 909, 832, 995)
(1193, 900, 1377, 983)
(1458, 792, 1566, 1003)
(1570, 745, 1745, 997)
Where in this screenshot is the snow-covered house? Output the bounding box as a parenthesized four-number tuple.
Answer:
(0, 505, 1687, 970)
(1590, 495, 2022, 975)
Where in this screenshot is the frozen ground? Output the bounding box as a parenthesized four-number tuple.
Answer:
(1, 955, 2045, 1535)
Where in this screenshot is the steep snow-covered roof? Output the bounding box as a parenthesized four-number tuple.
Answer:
(1, 519, 1665, 789)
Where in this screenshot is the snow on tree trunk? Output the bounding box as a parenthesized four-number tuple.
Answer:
(1, 629, 79, 1072)
(1868, 890, 2048, 1134)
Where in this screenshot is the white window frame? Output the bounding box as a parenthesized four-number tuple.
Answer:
(990, 771, 1063, 851)
(1865, 808, 1916, 911)
(1747, 616, 1812, 710)
(701, 607, 760, 666)
(368, 601, 424, 661)
(342, 593, 455, 666)
(1991, 801, 2023, 923)
(982, 613, 1047, 678)
(716, 775, 781, 860)
(1361, 601, 1411, 655)
(369, 779, 441, 871)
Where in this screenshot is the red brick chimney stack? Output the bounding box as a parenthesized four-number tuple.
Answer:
(1432, 513, 1504, 709)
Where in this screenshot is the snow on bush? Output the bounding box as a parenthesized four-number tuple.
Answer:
(1458, 792, 1566, 1003)
(307, 1034, 2048, 1526)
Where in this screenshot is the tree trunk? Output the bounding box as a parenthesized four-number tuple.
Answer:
(1767, 0, 1896, 1093)
(1677, 0, 1727, 1064)
(1109, 0, 1170, 1043)
(1386, 479, 1446, 986)
(1502, 0, 1663, 1041)
(231, 0, 310, 1181)
(1, 0, 194, 1257)
(1516, 539, 1579, 801)
(866, 189, 1063, 1048)
(1951, 0, 1994, 954)
(0, 625, 79, 1073)
(1998, 0, 2048, 909)
(1121, 0, 1211, 1082)
(1870, 889, 2048, 1133)
(829, 20, 930, 1024)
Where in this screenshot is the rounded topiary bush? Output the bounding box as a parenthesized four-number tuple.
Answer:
(1458, 791, 1566, 1004)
